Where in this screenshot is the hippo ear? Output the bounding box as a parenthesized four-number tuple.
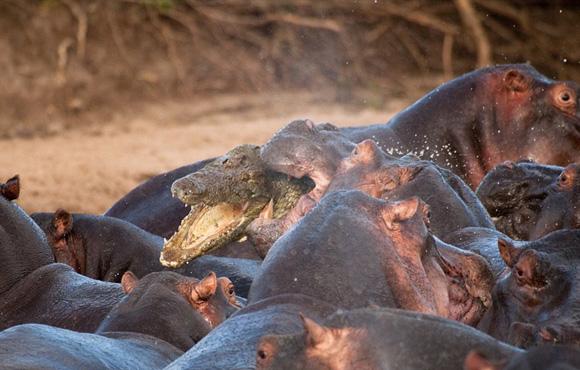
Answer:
(497, 238, 521, 268)
(382, 197, 420, 230)
(121, 271, 139, 294)
(192, 272, 218, 301)
(299, 313, 333, 349)
(503, 69, 529, 93)
(464, 350, 501, 370)
(508, 321, 537, 348)
(52, 209, 73, 239)
(1, 175, 20, 201)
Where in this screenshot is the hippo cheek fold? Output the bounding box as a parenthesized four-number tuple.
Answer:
(423, 256, 450, 318)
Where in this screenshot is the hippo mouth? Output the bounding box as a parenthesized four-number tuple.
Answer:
(160, 200, 268, 267)
(435, 247, 492, 326)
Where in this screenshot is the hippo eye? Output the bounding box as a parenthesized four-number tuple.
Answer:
(228, 286, 235, 296)
(222, 158, 229, 165)
(554, 87, 576, 112)
(515, 268, 524, 278)
(257, 349, 268, 360)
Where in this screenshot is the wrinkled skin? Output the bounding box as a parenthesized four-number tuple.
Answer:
(327, 139, 494, 238)
(162, 144, 312, 267)
(99, 271, 240, 350)
(465, 345, 580, 370)
(32, 211, 260, 297)
(477, 161, 580, 240)
(0, 271, 241, 369)
(0, 176, 54, 296)
(257, 308, 518, 370)
(344, 64, 580, 188)
(164, 294, 337, 370)
(476, 160, 562, 240)
(478, 230, 580, 347)
(249, 190, 494, 326)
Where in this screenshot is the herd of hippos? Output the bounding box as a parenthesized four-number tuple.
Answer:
(1, 63, 579, 369)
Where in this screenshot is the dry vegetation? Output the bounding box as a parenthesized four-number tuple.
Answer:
(1, 0, 578, 137)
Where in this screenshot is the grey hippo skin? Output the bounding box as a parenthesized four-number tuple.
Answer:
(164, 294, 338, 370)
(477, 230, 580, 348)
(465, 345, 580, 370)
(343, 64, 580, 188)
(31, 211, 260, 297)
(105, 64, 580, 234)
(0, 270, 239, 369)
(256, 307, 520, 370)
(249, 190, 494, 327)
(476, 160, 580, 241)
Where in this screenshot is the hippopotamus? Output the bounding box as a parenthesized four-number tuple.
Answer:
(32, 210, 260, 297)
(0, 176, 54, 296)
(326, 139, 494, 238)
(249, 190, 494, 326)
(104, 65, 580, 236)
(343, 64, 580, 188)
(164, 294, 338, 370)
(465, 345, 580, 370)
(476, 160, 562, 240)
(256, 307, 518, 370)
(0, 270, 240, 369)
(477, 229, 580, 347)
(444, 227, 514, 279)
(477, 161, 580, 240)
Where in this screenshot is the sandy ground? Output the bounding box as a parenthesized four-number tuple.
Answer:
(1, 91, 409, 214)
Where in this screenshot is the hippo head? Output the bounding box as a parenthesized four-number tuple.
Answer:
(485, 230, 580, 347)
(530, 163, 580, 239)
(100, 270, 241, 350)
(261, 119, 355, 198)
(256, 314, 372, 370)
(479, 65, 580, 170)
(327, 139, 422, 197)
(33, 209, 84, 274)
(0, 175, 53, 295)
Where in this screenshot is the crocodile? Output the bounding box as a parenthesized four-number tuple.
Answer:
(160, 144, 313, 267)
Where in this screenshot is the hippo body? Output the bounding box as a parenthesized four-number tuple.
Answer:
(478, 230, 580, 347)
(0, 263, 124, 332)
(165, 294, 337, 370)
(343, 64, 580, 188)
(257, 308, 519, 370)
(105, 65, 580, 235)
(0, 270, 239, 369)
(250, 191, 494, 326)
(0, 325, 182, 370)
(32, 212, 259, 297)
(0, 176, 54, 296)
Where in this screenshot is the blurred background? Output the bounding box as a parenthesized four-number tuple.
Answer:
(1, 0, 578, 213)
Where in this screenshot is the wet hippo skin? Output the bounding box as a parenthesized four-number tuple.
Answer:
(343, 64, 580, 188)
